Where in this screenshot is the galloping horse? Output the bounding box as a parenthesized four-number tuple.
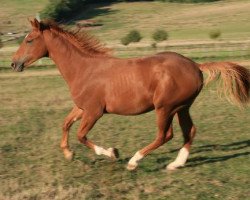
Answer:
(11, 19, 249, 171)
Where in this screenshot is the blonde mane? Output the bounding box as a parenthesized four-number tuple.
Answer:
(41, 20, 111, 57)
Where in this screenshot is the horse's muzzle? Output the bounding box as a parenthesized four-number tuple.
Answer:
(11, 61, 24, 72)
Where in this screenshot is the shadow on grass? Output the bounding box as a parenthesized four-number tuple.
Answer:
(73, 140, 249, 172)
(192, 139, 250, 153)
(186, 151, 250, 167)
(186, 139, 250, 167)
(142, 139, 250, 171)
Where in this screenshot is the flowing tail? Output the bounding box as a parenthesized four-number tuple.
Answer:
(198, 62, 250, 107)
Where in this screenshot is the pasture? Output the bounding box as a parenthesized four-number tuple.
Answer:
(1, 0, 250, 42)
(0, 67, 249, 199)
(0, 0, 250, 199)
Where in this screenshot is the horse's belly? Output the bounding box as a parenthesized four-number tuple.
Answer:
(105, 94, 154, 115)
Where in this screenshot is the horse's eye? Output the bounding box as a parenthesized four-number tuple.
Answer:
(26, 39, 33, 44)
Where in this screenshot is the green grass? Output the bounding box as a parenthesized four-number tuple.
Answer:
(1, 42, 250, 71)
(81, 0, 250, 42)
(1, 0, 250, 43)
(0, 69, 249, 199)
(0, 0, 48, 34)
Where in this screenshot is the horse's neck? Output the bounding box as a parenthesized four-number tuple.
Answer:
(43, 31, 92, 83)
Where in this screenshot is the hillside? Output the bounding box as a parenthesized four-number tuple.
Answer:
(0, 0, 48, 34)
(1, 0, 250, 43)
(1, 0, 250, 68)
(86, 0, 250, 43)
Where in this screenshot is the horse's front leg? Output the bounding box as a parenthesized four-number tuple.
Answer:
(77, 110, 119, 160)
(61, 105, 83, 160)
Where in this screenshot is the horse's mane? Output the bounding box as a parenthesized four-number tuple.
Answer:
(40, 20, 111, 57)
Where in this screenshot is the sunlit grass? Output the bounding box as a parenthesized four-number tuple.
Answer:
(0, 69, 249, 199)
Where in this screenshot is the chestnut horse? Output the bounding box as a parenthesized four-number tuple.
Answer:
(12, 19, 249, 171)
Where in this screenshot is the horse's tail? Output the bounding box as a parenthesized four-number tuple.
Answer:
(198, 62, 250, 107)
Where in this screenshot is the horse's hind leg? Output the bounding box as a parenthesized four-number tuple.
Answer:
(167, 107, 196, 170)
(61, 106, 83, 160)
(127, 107, 174, 171)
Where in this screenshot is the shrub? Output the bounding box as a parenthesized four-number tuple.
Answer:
(151, 42, 157, 48)
(152, 29, 168, 42)
(121, 30, 142, 46)
(209, 29, 221, 39)
(121, 37, 130, 46)
(41, 0, 87, 21)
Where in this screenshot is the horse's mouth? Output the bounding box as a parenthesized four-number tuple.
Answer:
(11, 62, 25, 72)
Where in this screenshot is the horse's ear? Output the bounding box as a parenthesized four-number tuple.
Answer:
(29, 18, 41, 31)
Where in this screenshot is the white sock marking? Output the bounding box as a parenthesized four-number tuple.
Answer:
(128, 151, 144, 167)
(167, 147, 189, 170)
(94, 145, 112, 157)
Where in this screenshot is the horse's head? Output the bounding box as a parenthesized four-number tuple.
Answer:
(11, 19, 48, 72)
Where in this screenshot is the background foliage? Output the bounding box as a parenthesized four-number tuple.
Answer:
(152, 29, 168, 42)
(209, 29, 221, 39)
(41, 0, 220, 21)
(121, 30, 142, 45)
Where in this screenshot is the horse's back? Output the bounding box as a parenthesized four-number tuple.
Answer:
(135, 51, 203, 93)
(136, 52, 203, 106)
(103, 52, 203, 114)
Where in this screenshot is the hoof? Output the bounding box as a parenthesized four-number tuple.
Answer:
(126, 164, 137, 171)
(166, 162, 183, 171)
(108, 148, 119, 160)
(64, 151, 74, 161)
(166, 165, 177, 171)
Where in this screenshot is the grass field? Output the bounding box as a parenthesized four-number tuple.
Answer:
(84, 0, 250, 42)
(1, 0, 250, 42)
(1, 0, 250, 199)
(0, 0, 48, 34)
(0, 68, 249, 200)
